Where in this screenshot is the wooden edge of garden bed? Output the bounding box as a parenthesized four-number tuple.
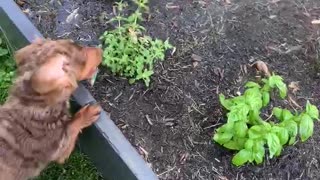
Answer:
(0, 1, 158, 180)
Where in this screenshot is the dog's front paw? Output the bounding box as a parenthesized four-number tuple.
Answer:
(74, 104, 101, 129)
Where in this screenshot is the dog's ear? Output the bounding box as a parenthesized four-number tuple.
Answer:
(79, 47, 102, 80)
(30, 54, 77, 104)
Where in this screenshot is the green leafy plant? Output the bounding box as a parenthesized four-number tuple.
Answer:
(213, 73, 319, 166)
(0, 36, 15, 103)
(100, 0, 173, 86)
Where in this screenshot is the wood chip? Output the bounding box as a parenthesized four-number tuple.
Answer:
(66, 8, 79, 24)
(224, 0, 231, 4)
(16, 0, 26, 6)
(191, 54, 202, 62)
(312, 20, 320, 24)
(22, 8, 31, 15)
(179, 153, 189, 164)
(166, 3, 180, 9)
(288, 81, 300, 94)
(138, 146, 149, 159)
(192, 61, 199, 68)
(165, 121, 175, 127)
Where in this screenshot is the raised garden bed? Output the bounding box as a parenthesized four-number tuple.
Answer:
(7, 0, 320, 179)
(0, 1, 157, 180)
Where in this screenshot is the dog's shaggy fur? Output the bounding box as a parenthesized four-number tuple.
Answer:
(0, 39, 102, 180)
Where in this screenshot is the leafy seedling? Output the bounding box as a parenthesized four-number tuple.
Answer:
(213, 73, 319, 167)
(100, 0, 174, 87)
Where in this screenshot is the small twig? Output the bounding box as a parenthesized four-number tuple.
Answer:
(145, 115, 153, 126)
(157, 166, 176, 177)
(128, 90, 135, 101)
(203, 123, 222, 130)
(114, 91, 123, 101)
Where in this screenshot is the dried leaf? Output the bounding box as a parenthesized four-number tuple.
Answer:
(288, 81, 300, 94)
(16, 0, 26, 6)
(252, 60, 271, 77)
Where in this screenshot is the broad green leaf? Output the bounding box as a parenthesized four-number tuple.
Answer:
(266, 133, 281, 158)
(262, 91, 270, 107)
(299, 114, 314, 142)
(234, 137, 247, 149)
(262, 121, 272, 131)
(231, 96, 245, 105)
(219, 94, 233, 110)
(268, 75, 283, 88)
(234, 121, 248, 138)
(244, 139, 254, 150)
(272, 126, 289, 145)
(253, 140, 265, 164)
(244, 87, 261, 97)
(288, 136, 296, 145)
(248, 125, 263, 139)
(244, 88, 262, 110)
(248, 109, 262, 125)
(216, 122, 234, 133)
(306, 101, 319, 120)
(282, 109, 294, 122)
(262, 83, 271, 92)
(227, 111, 239, 122)
(273, 107, 283, 121)
(223, 140, 241, 150)
(237, 103, 250, 121)
(277, 82, 287, 99)
(228, 103, 249, 122)
(232, 149, 251, 166)
(245, 81, 261, 88)
(280, 120, 298, 145)
(213, 132, 233, 144)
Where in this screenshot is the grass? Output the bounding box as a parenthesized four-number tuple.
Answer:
(0, 35, 15, 103)
(0, 34, 103, 180)
(35, 151, 103, 180)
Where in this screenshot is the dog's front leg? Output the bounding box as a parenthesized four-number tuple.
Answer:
(55, 104, 101, 164)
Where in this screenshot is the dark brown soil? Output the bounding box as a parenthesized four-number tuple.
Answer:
(23, 0, 320, 179)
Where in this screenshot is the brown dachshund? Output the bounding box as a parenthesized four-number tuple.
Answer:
(0, 39, 102, 180)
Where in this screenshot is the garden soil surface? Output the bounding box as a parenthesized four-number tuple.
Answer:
(22, 0, 320, 179)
